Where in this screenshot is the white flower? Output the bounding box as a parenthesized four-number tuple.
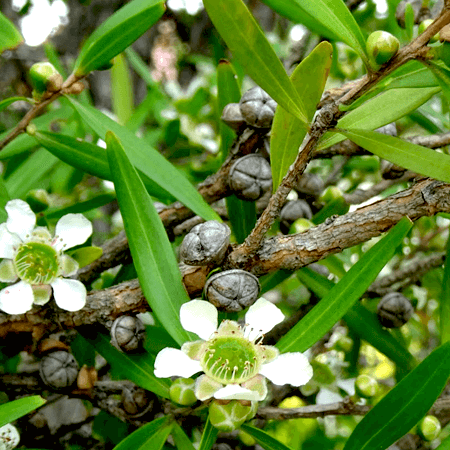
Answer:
(154, 298, 313, 401)
(0, 199, 92, 314)
(0, 423, 20, 450)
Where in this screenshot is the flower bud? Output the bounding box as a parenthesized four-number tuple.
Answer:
(417, 415, 441, 441)
(0, 423, 20, 449)
(419, 19, 439, 43)
(319, 186, 343, 203)
(333, 335, 353, 353)
(291, 218, 314, 234)
(366, 31, 400, 69)
(229, 154, 272, 201)
(29, 62, 63, 99)
(110, 315, 145, 353)
(355, 374, 379, 398)
(180, 221, 231, 266)
(121, 386, 154, 417)
(205, 269, 260, 312)
(39, 351, 79, 390)
(377, 292, 414, 328)
(209, 399, 253, 432)
(221, 103, 246, 131)
(169, 378, 197, 406)
(280, 200, 313, 234)
(239, 86, 277, 128)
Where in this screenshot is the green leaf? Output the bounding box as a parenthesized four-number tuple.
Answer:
(111, 53, 134, 124)
(79, 331, 170, 398)
(262, 0, 367, 64)
(271, 42, 332, 190)
(0, 12, 23, 53)
(339, 128, 450, 183)
(198, 417, 219, 450)
(312, 196, 349, 225)
(241, 424, 293, 450)
(67, 246, 103, 268)
(203, 0, 308, 124)
(0, 396, 46, 427)
(106, 131, 193, 346)
(0, 97, 32, 113)
(436, 434, 450, 450)
(171, 423, 196, 450)
(425, 61, 450, 105)
(74, 0, 165, 76)
(260, 270, 292, 294)
(344, 340, 450, 450)
(318, 86, 440, 150)
(226, 195, 257, 244)
(66, 97, 219, 220)
(276, 217, 413, 353)
(441, 233, 450, 344)
(113, 416, 172, 450)
(0, 176, 10, 223)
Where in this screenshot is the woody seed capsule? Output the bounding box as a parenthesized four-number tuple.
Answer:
(294, 173, 324, 199)
(39, 351, 79, 389)
(205, 269, 260, 312)
(111, 315, 145, 352)
(229, 154, 272, 201)
(239, 86, 277, 128)
(121, 386, 154, 417)
(221, 103, 247, 131)
(180, 221, 231, 266)
(280, 200, 313, 234)
(377, 292, 414, 328)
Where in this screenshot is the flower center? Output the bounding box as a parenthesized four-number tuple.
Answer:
(201, 335, 261, 384)
(14, 242, 59, 285)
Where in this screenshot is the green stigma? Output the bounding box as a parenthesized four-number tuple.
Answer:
(14, 242, 59, 285)
(201, 335, 261, 384)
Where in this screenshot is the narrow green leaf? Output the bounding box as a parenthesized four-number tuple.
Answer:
(441, 234, 450, 344)
(0, 396, 46, 428)
(0, 176, 10, 223)
(226, 195, 257, 244)
(241, 424, 293, 450)
(198, 417, 219, 450)
(67, 246, 103, 268)
(339, 128, 450, 183)
(171, 423, 196, 450)
(425, 61, 450, 105)
(79, 332, 170, 398)
(74, 0, 165, 76)
(111, 53, 134, 124)
(436, 434, 450, 450)
(271, 42, 332, 190)
(260, 270, 292, 294)
(125, 47, 159, 88)
(312, 196, 349, 225)
(113, 416, 172, 450)
(262, 0, 367, 64)
(318, 86, 440, 150)
(0, 12, 23, 53)
(0, 97, 32, 113)
(66, 97, 219, 220)
(106, 132, 193, 345)
(203, 0, 308, 124)
(276, 217, 412, 353)
(344, 341, 450, 450)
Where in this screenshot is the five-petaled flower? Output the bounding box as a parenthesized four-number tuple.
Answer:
(0, 199, 92, 314)
(154, 298, 313, 401)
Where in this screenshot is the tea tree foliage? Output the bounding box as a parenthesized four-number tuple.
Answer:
(1, 0, 450, 449)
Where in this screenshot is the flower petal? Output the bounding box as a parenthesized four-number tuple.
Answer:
(0, 259, 18, 283)
(154, 347, 202, 378)
(32, 285, 52, 306)
(0, 281, 34, 314)
(214, 384, 262, 401)
(51, 278, 87, 311)
(5, 200, 36, 241)
(244, 297, 284, 341)
(53, 214, 92, 251)
(180, 299, 218, 340)
(181, 340, 206, 360)
(241, 374, 268, 401)
(259, 352, 313, 386)
(195, 374, 223, 401)
(0, 224, 21, 259)
(0, 423, 20, 448)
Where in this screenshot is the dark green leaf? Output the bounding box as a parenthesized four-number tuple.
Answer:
(271, 42, 332, 190)
(276, 217, 413, 353)
(0, 396, 46, 427)
(441, 234, 450, 344)
(198, 417, 219, 450)
(260, 270, 292, 294)
(0, 176, 10, 223)
(226, 195, 257, 244)
(66, 97, 219, 220)
(339, 128, 450, 183)
(241, 424, 293, 450)
(312, 197, 349, 225)
(343, 341, 450, 450)
(171, 423, 196, 450)
(425, 61, 450, 105)
(113, 415, 172, 450)
(67, 246, 103, 268)
(203, 0, 308, 124)
(0, 12, 23, 53)
(74, 0, 165, 76)
(106, 132, 193, 345)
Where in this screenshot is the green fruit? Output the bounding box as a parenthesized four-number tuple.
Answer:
(418, 19, 439, 43)
(209, 400, 253, 432)
(319, 186, 343, 203)
(169, 378, 197, 406)
(29, 62, 62, 94)
(366, 31, 400, 69)
(417, 415, 441, 441)
(355, 374, 379, 398)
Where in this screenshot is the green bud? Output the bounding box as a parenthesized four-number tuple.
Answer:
(334, 335, 353, 353)
(418, 19, 439, 43)
(366, 31, 400, 69)
(311, 360, 335, 385)
(209, 400, 253, 432)
(319, 186, 343, 203)
(291, 218, 314, 234)
(417, 415, 441, 441)
(26, 189, 49, 213)
(355, 374, 379, 398)
(29, 62, 63, 100)
(169, 378, 197, 406)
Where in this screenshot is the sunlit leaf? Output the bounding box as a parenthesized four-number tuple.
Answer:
(0, 396, 45, 428)
(0, 12, 23, 53)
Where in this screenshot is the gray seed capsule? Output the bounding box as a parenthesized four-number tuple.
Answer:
(111, 316, 145, 353)
(180, 221, 231, 266)
(39, 351, 79, 389)
(377, 292, 414, 328)
(381, 160, 407, 179)
(122, 386, 154, 417)
(229, 154, 272, 201)
(205, 269, 260, 312)
(221, 103, 246, 131)
(239, 86, 277, 128)
(294, 173, 324, 199)
(280, 200, 313, 233)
